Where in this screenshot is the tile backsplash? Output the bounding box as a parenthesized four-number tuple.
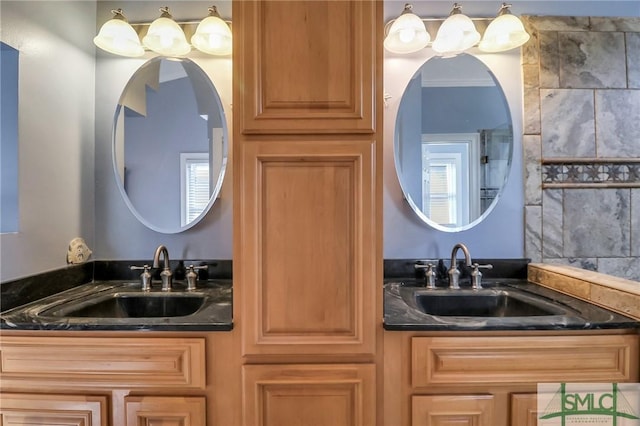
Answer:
(522, 16, 640, 281)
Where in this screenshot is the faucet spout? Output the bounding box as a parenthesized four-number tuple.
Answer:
(152, 245, 172, 291)
(448, 243, 472, 289)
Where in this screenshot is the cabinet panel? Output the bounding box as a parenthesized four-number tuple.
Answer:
(243, 364, 375, 426)
(0, 336, 206, 389)
(511, 393, 538, 426)
(411, 395, 494, 426)
(124, 396, 206, 426)
(0, 393, 107, 426)
(238, 140, 376, 356)
(412, 335, 638, 387)
(235, 1, 377, 134)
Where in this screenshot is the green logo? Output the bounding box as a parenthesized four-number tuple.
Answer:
(539, 383, 639, 426)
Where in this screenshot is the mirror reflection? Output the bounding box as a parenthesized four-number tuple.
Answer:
(394, 53, 512, 232)
(113, 57, 227, 233)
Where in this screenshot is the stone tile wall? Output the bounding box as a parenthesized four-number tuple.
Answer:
(522, 16, 640, 281)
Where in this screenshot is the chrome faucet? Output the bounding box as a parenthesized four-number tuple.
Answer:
(152, 245, 172, 291)
(448, 243, 472, 289)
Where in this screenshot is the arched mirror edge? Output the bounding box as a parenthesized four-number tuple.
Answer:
(111, 56, 230, 235)
(392, 52, 515, 233)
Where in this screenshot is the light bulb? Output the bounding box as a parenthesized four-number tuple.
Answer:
(384, 3, 430, 54)
(94, 9, 144, 57)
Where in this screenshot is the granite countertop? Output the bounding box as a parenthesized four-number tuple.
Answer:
(1, 280, 233, 332)
(384, 278, 640, 331)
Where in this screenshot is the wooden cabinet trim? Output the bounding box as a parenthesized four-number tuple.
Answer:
(236, 0, 377, 134)
(239, 140, 377, 357)
(0, 336, 206, 389)
(242, 364, 375, 426)
(0, 392, 108, 426)
(511, 393, 539, 426)
(411, 394, 494, 426)
(411, 335, 639, 387)
(124, 396, 206, 426)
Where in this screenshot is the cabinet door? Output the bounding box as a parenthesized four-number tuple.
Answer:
(511, 394, 539, 426)
(235, 0, 378, 134)
(0, 393, 107, 426)
(237, 140, 377, 356)
(243, 364, 375, 426)
(124, 396, 206, 426)
(412, 395, 494, 426)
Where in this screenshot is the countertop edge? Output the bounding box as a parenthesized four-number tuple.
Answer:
(528, 264, 640, 320)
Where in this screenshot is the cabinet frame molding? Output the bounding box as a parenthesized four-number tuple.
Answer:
(238, 140, 377, 357)
(235, 0, 377, 134)
(0, 336, 206, 389)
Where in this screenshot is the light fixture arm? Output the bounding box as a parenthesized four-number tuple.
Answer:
(110, 9, 127, 21)
(158, 6, 173, 19)
(208, 5, 222, 18)
(497, 3, 513, 16)
(450, 3, 463, 16)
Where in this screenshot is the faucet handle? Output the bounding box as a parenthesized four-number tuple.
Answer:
(130, 264, 153, 291)
(186, 265, 208, 291)
(470, 263, 493, 289)
(415, 263, 436, 289)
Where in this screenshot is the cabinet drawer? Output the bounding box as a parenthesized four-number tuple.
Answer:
(0, 393, 108, 426)
(1, 336, 206, 389)
(411, 335, 638, 387)
(125, 396, 206, 426)
(243, 363, 376, 426)
(412, 394, 494, 426)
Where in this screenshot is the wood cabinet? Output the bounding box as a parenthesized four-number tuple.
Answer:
(412, 395, 494, 426)
(384, 332, 640, 426)
(237, 139, 377, 357)
(124, 396, 206, 426)
(235, 1, 377, 134)
(233, 1, 382, 424)
(243, 364, 376, 426)
(0, 332, 243, 426)
(0, 393, 108, 426)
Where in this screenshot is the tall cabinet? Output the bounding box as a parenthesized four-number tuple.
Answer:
(233, 1, 383, 425)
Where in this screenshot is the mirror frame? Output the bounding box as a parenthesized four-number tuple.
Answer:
(111, 57, 228, 234)
(393, 53, 513, 233)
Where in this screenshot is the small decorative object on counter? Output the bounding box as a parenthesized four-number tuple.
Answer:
(66, 237, 92, 264)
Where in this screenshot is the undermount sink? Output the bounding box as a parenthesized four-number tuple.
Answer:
(404, 288, 568, 318)
(44, 293, 206, 319)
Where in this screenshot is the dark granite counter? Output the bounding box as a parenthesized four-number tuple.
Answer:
(1, 280, 232, 332)
(384, 278, 639, 331)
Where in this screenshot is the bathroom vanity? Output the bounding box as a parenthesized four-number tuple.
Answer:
(382, 261, 640, 426)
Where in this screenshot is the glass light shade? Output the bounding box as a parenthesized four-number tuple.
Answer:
(94, 13, 144, 57)
(384, 9, 430, 54)
(479, 13, 530, 52)
(142, 13, 191, 56)
(432, 13, 480, 56)
(191, 15, 232, 55)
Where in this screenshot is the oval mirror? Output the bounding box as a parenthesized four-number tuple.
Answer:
(394, 53, 513, 232)
(113, 57, 228, 233)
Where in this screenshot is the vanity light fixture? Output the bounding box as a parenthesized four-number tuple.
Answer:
(478, 3, 530, 52)
(383, 2, 530, 56)
(93, 9, 144, 57)
(191, 6, 232, 55)
(432, 3, 480, 56)
(142, 7, 191, 56)
(383, 3, 431, 54)
(94, 5, 232, 58)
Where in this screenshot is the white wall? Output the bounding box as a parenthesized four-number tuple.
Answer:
(94, 1, 233, 261)
(0, 1, 96, 281)
(383, 0, 640, 260)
